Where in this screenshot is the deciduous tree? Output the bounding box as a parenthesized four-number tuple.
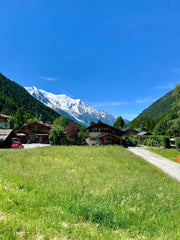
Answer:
(49, 128, 69, 145)
(65, 121, 80, 144)
(78, 125, 89, 145)
(53, 116, 69, 130)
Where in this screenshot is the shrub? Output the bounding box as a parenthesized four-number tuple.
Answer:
(160, 137, 170, 148)
(146, 138, 157, 146)
(129, 136, 138, 146)
(143, 139, 147, 145)
(175, 138, 180, 150)
(49, 128, 69, 145)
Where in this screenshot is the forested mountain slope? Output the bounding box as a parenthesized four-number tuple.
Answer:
(0, 73, 60, 123)
(136, 90, 175, 120)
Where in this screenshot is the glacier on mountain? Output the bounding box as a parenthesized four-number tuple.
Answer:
(25, 86, 116, 126)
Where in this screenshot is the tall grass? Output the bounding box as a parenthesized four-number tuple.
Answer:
(0, 146, 180, 239)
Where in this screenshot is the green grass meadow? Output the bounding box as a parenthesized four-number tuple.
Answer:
(147, 147, 180, 162)
(0, 146, 180, 239)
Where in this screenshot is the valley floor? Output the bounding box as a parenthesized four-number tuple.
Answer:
(0, 146, 180, 239)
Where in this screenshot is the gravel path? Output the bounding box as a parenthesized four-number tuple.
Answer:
(128, 146, 180, 182)
(23, 143, 50, 149)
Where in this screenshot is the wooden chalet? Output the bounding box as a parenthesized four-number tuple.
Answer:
(16, 122, 52, 143)
(86, 121, 124, 145)
(0, 129, 17, 148)
(122, 128, 139, 136)
(0, 114, 10, 128)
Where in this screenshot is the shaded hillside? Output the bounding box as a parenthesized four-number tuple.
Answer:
(136, 90, 175, 120)
(0, 73, 60, 123)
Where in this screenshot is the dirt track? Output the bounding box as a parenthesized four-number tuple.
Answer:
(23, 143, 50, 149)
(128, 146, 180, 182)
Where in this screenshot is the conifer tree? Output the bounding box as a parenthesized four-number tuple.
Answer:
(113, 116, 125, 129)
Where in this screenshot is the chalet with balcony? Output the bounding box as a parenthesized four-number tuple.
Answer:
(16, 122, 53, 143)
(86, 121, 124, 145)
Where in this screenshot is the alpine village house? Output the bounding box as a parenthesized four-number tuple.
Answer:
(16, 122, 52, 143)
(0, 113, 137, 147)
(86, 121, 124, 145)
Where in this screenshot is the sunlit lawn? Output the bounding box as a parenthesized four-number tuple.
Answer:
(0, 146, 180, 239)
(147, 147, 180, 162)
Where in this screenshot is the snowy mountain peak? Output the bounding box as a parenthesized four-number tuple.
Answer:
(25, 87, 116, 126)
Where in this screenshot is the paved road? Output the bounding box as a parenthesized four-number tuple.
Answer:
(128, 146, 180, 182)
(23, 143, 50, 149)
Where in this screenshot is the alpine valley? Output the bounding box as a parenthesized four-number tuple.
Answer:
(25, 86, 117, 126)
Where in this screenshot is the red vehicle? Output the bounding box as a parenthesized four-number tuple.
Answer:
(11, 141, 23, 148)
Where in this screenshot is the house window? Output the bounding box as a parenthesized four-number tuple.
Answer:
(112, 130, 115, 134)
(92, 128, 94, 132)
(90, 136, 92, 140)
(92, 137, 98, 140)
(94, 128, 97, 131)
(98, 127, 101, 132)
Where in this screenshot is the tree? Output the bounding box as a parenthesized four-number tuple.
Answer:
(153, 117, 169, 135)
(27, 116, 40, 124)
(113, 116, 125, 129)
(15, 108, 24, 127)
(7, 116, 15, 129)
(53, 116, 69, 130)
(90, 121, 95, 126)
(65, 121, 80, 144)
(167, 119, 180, 137)
(167, 84, 180, 137)
(49, 128, 69, 145)
(78, 125, 89, 145)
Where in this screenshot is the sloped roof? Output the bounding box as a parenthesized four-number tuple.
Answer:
(0, 114, 10, 119)
(122, 128, 139, 132)
(20, 122, 52, 129)
(87, 121, 124, 135)
(137, 132, 149, 136)
(0, 129, 13, 141)
(99, 133, 122, 139)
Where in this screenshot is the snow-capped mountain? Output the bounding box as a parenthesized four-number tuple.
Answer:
(25, 86, 116, 126)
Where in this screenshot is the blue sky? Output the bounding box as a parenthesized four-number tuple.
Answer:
(1, 0, 180, 120)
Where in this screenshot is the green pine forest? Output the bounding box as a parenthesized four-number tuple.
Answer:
(0, 73, 60, 124)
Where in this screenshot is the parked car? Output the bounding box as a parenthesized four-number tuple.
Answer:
(11, 141, 23, 148)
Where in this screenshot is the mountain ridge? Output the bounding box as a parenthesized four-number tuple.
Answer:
(25, 86, 117, 126)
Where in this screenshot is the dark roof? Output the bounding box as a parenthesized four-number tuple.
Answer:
(122, 128, 139, 132)
(21, 122, 52, 129)
(87, 121, 124, 135)
(0, 129, 13, 141)
(87, 121, 112, 129)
